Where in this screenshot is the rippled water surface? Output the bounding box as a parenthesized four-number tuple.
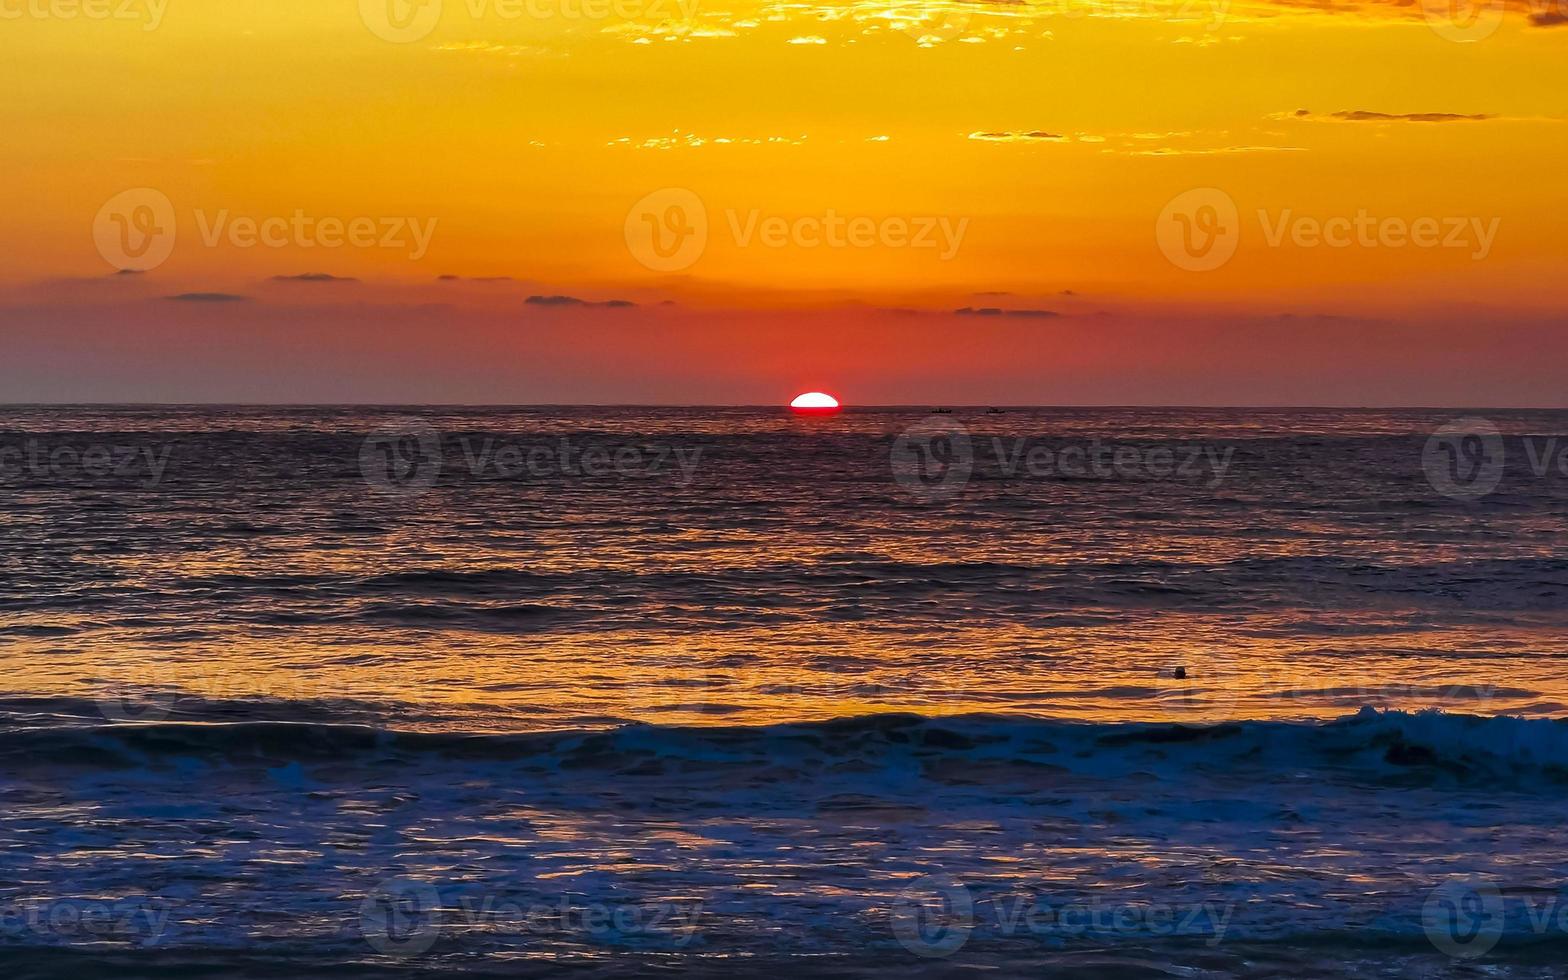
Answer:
(2, 406, 1566, 976)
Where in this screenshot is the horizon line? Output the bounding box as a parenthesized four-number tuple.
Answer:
(2, 403, 1566, 411)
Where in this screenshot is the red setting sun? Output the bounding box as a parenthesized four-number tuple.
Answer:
(789, 392, 842, 415)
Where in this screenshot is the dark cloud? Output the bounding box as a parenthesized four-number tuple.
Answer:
(1329, 110, 1493, 122)
(438, 274, 515, 282)
(1274, 313, 1384, 323)
(968, 131, 1066, 142)
(165, 292, 248, 303)
(272, 273, 359, 283)
(954, 307, 1059, 318)
(26, 272, 155, 290)
(1530, 9, 1568, 24)
(525, 294, 635, 308)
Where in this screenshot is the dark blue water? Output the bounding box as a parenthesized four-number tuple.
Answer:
(2, 406, 1567, 976)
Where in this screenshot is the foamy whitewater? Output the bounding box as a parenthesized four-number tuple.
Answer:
(1, 406, 1566, 977)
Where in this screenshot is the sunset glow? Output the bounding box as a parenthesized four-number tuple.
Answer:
(5, 3, 1568, 972)
(1, 0, 1564, 403)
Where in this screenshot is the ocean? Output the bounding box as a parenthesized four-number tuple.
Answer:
(1, 405, 1566, 977)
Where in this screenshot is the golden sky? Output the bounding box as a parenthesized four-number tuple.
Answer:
(1, 0, 1564, 402)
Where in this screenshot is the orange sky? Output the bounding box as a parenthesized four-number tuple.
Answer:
(1, 0, 1565, 403)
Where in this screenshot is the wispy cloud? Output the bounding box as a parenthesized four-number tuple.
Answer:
(272, 273, 359, 283)
(525, 295, 636, 308)
(968, 130, 1066, 142)
(1285, 109, 1495, 122)
(433, 41, 557, 57)
(166, 292, 248, 303)
(954, 306, 1059, 317)
(608, 133, 806, 149)
(1333, 110, 1493, 122)
(1126, 144, 1307, 155)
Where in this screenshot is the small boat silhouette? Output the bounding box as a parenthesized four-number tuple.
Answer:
(930, 408, 953, 414)
(986, 407, 1005, 414)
